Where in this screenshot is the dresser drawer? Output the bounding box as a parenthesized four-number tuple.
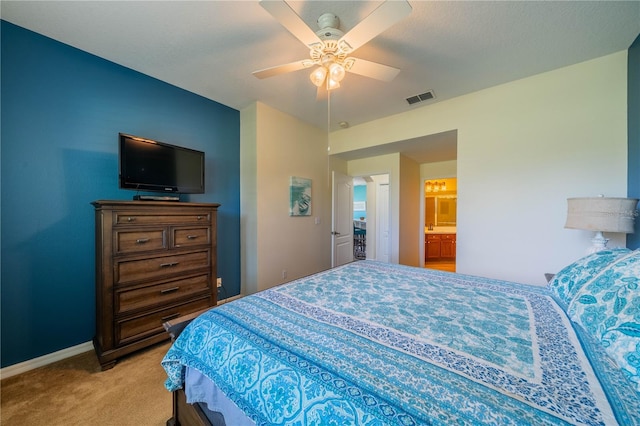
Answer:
(115, 212, 211, 226)
(440, 234, 456, 241)
(116, 274, 210, 314)
(116, 250, 210, 284)
(116, 298, 211, 346)
(115, 229, 166, 254)
(173, 227, 210, 248)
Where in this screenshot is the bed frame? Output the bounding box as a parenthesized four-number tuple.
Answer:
(167, 388, 213, 426)
(164, 309, 221, 426)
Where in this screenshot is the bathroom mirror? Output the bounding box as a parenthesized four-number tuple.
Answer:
(425, 196, 457, 227)
(436, 196, 457, 226)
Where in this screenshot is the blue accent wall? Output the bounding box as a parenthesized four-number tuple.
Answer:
(353, 185, 367, 220)
(628, 34, 640, 250)
(1, 21, 241, 367)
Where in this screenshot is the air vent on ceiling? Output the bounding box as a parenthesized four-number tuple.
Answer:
(406, 90, 435, 105)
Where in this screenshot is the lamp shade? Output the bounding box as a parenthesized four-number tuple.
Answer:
(329, 63, 345, 82)
(565, 197, 639, 233)
(309, 67, 327, 87)
(326, 77, 340, 90)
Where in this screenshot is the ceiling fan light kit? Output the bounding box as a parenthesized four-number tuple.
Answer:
(326, 76, 340, 91)
(254, 0, 412, 94)
(309, 66, 327, 87)
(329, 62, 345, 82)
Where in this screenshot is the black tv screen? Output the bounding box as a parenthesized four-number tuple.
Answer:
(119, 133, 205, 194)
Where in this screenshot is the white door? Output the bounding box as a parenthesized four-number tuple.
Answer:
(332, 171, 354, 267)
(376, 183, 390, 263)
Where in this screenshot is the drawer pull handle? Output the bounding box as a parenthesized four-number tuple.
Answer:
(127, 217, 136, 222)
(186, 235, 198, 240)
(160, 287, 180, 294)
(136, 238, 150, 244)
(160, 262, 180, 268)
(162, 313, 181, 322)
(197, 216, 204, 221)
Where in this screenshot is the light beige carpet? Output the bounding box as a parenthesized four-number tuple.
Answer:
(1, 341, 173, 426)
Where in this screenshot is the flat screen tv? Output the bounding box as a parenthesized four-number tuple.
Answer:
(119, 133, 205, 195)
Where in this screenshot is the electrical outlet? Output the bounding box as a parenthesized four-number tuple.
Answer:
(216, 278, 222, 288)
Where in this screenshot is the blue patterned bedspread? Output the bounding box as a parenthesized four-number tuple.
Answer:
(162, 261, 640, 425)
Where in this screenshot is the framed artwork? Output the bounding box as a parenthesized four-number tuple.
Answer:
(289, 176, 312, 216)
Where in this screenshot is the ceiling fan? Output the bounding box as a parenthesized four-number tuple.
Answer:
(253, 0, 412, 94)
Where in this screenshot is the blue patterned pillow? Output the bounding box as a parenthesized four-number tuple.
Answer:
(567, 249, 640, 392)
(548, 248, 631, 309)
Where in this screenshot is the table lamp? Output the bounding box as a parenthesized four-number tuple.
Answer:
(565, 196, 639, 253)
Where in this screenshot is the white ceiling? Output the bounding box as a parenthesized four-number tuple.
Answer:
(2, 1, 639, 163)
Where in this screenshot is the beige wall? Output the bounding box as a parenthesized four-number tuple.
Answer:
(330, 51, 629, 285)
(241, 102, 332, 294)
(421, 160, 457, 181)
(399, 155, 421, 266)
(240, 104, 259, 294)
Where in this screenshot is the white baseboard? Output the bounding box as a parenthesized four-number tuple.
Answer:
(1, 297, 245, 380)
(0, 341, 93, 380)
(217, 293, 244, 305)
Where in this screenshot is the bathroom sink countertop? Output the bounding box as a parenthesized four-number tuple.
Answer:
(425, 226, 457, 234)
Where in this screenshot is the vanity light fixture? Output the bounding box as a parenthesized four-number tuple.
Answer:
(426, 181, 447, 192)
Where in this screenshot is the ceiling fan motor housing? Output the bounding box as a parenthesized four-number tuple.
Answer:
(317, 13, 339, 30)
(316, 13, 344, 40)
(316, 28, 344, 40)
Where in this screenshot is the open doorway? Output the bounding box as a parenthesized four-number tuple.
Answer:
(352, 174, 390, 263)
(353, 179, 367, 259)
(424, 178, 457, 272)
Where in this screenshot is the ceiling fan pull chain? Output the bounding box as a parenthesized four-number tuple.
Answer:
(327, 88, 331, 187)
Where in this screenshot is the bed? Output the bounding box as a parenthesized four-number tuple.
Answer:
(162, 250, 640, 425)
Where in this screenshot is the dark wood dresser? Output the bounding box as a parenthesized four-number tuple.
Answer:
(92, 200, 219, 370)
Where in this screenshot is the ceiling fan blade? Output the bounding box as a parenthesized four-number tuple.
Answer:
(260, 0, 322, 48)
(339, 0, 412, 54)
(346, 58, 400, 82)
(253, 60, 314, 79)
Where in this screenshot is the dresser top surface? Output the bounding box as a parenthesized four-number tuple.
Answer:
(92, 200, 220, 209)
